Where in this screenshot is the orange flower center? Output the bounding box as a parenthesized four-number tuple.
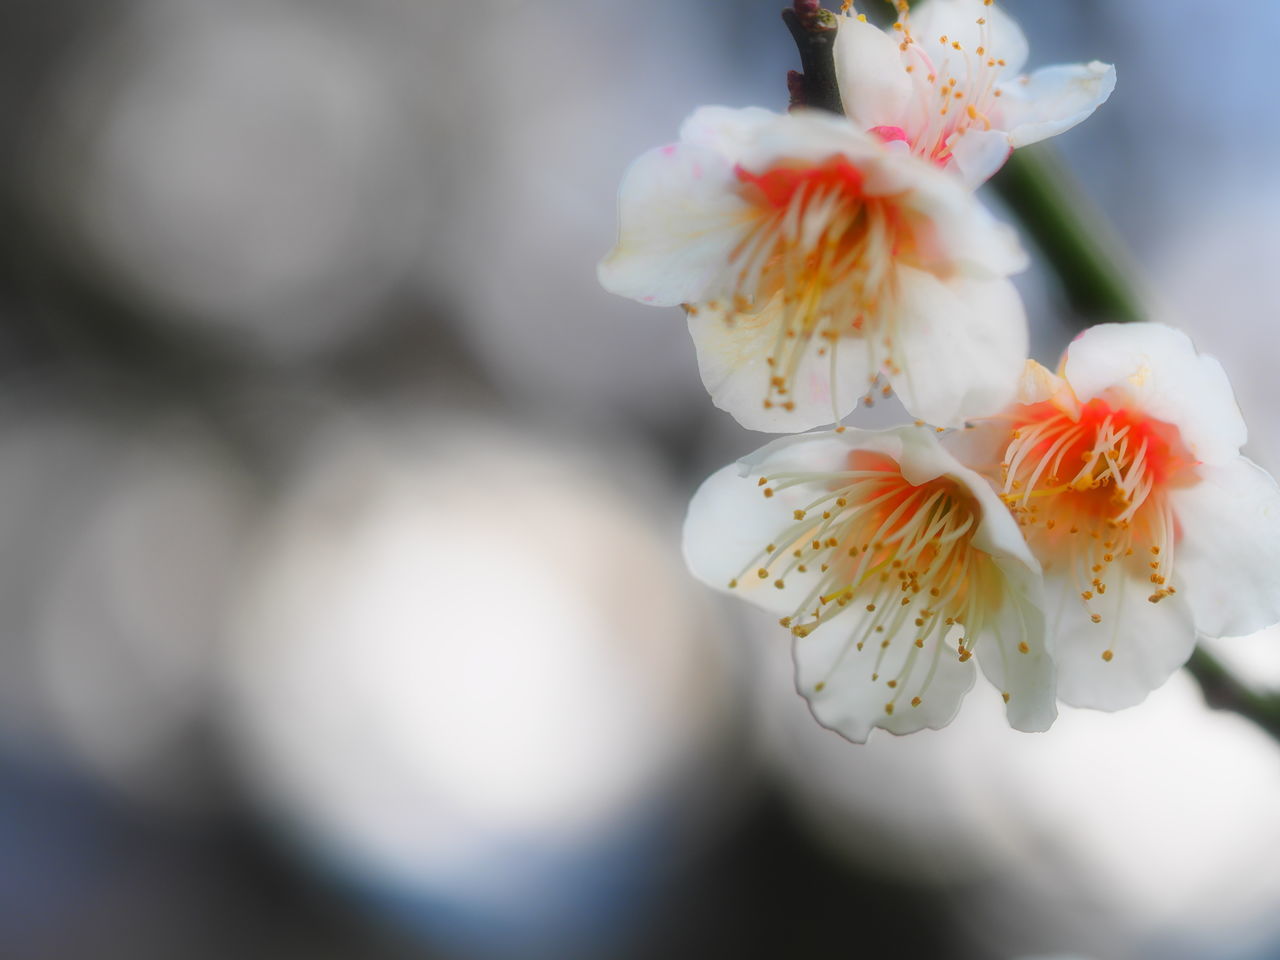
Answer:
(1001, 398, 1196, 643)
(719, 157, 925, 417)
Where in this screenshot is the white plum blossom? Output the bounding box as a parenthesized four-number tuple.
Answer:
(835, 0, 1116, 186)
(599, 106, 1028, 432)
(684, 425, 1054, 741)
(970, 323, 1280, 710)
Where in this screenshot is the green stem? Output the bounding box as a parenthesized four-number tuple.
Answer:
(1187, 649, 1280, 741)
(991, 146, 1146, 324)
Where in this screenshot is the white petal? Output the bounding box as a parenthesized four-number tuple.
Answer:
(941, 419, 1010, 477)
(690, 427, 1051, 740)
(683, 432, 875, 616)
(792, 426, 1048, 738)
(1045, 566, 1197, 710)
(683, 461, 819, 617)
(889, 160, 1028, 277)
(687, 295, 871, 434)
(794, 608, 976, 742)
(946, 128, 1013, 188)
(889, 422, 1031, 566)
(888, 269, 1027, 428)
(974, 579, 1056, 732)
(678, 104, 778, 157)
(909, 0, 1029, 78)
(912, 428, 1056, 730)
(683, 428, 936, 616)
(597, 140, 753, 307)
(1062, 323, 1247, 466)
(999, 61, 1117, 148)
(833, 14, 914, 132)
(1167, 457, 1280, 639)
(922, 427, 1055, 731)
(740, 429, 880, 475)
(736, 108, 883, 175)
(1016, 358, 1079, 416)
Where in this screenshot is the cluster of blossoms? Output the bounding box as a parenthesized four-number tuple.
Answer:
(600, 0, 1280, 741)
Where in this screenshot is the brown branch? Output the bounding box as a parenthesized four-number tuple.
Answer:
(782, 3, 843, 115)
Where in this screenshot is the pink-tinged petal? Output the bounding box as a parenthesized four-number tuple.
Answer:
(909, 0, 1029, 79)
(597, 141, 754, 307)
(687, 294, 872, 433)
(946, 128, 1013, 188)
(834, 14, 914, 132)
(1046, 568, 1197, 710)
(1062, 323, 1247, 466)
(678, 104, 778, 158)
(888, 270, 1027, 428)
(1000, 61, 1117, 148)
(1168, 457, 1280, 639)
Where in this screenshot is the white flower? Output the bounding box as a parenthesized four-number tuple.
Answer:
(599, 107, 1028, 432)
(683, 425, 1054, 741)
(835, 0, 1116, 186)
(984, 323, 1280, 709)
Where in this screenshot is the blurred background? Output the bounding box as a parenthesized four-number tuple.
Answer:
(0, 1, 1278, 958)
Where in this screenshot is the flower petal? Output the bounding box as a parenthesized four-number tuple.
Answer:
(689, 427, 1053, 740)
(888, 269, 1027, 428)
(682, 463, 810, 617)
(1016, 358, 1079, 416)
(780, 427, 984, 741)
(888, 160, 1028, 278)
(1047, 568, 1197, 710)
(909, 0, 1029, 79)
(1062, 323, 1247, 466)
(728, 111, 1024, 272)
(678, 104, 778, 156)
(1168, 457, 1280, 638)
(794, 607, 977, 742)
(974, 585, 1055, 732)
(736, 108, 884, 176)
(999, 61, 1117, 148)
(748, 116, 1025, 276)
(926, 425, 1054, 732)
(597, 140, 753, 307)
(891, 418, 1039, 575)
(682, 433, 866, 615)
(687, 294, 872, 433)
(834, 13, 914, 132)
(946, 128, 1013, 188)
